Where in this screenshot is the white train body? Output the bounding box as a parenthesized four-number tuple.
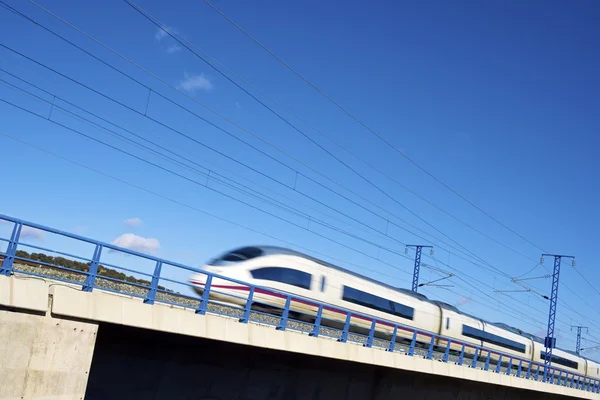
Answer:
(189, 246, 598, 381)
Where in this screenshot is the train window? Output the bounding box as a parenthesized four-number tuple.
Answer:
(320, 276, 326, 292)
(539, 352, 579, 370)
(250, 267, 312, 290)
(342, 286, 414, 320)
(222, 247, 263, 261)
(208, 247, 264, 265)
(462, 325, 526, 353)
(446, 318, 450, 330)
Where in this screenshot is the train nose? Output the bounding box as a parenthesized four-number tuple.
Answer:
(189, 265, 210, 286)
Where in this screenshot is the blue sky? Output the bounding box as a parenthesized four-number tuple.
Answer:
(1, 0, 600, 356)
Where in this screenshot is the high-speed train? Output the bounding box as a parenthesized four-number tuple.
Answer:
(189, 245, 600, 381)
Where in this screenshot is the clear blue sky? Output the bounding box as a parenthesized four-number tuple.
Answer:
(1, 0, 600, 357)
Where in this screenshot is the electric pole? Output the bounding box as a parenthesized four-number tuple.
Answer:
(541, 253, 575, 381)
(406, 245, 433, 292)
(571, 326, 588, 355)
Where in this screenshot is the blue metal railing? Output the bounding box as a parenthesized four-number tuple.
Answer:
(0, 213, 598, 393)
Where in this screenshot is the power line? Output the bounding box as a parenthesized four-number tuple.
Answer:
(0, 64, 565, 332)
(0, 132, 410, 286)
(123, 0, 507, 277)
(0, 93, 421, 282)
(119, 1, 600, 323)
(200, 0, 548, 254)
(0, 32, 512, 290)
(0, 3, 505, 276)
(0, 128, 550, 333)
(5, 3, 600, 341)
(199, 0, 600, 326)
(6, 47, 600, 344)
(5, 73, 600, 346)
(111, 0, 538, 266)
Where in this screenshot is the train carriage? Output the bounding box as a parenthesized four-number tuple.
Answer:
(434, 301, 484, 358)
(531, 340, 587, 381)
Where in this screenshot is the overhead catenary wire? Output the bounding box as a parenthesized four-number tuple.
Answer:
(0, 33, 511, 286)
(198, 0, 600, 315)
(0, 129, 554, 332)
(2, 42, 596, 344)
(200, 0, 547, 255)
(0, 68, 559, 331)
(118, 0, 540, 266)
(123, 0, 510, 274)
(4, 0, 502, 277)
(3, 73, 596, 348)
(0, 0, 501, 273)
(2, 0, 596, 344)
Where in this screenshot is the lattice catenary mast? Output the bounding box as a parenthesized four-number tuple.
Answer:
(541, 253, 575, 380)
(406, 245, 433, 292)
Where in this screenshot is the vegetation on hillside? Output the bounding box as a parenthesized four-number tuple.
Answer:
(13, 250, 169, 291)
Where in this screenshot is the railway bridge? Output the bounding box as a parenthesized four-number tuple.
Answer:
(0, 214, 598, 399)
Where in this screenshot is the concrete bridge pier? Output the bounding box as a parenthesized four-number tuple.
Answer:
(0, 277, 98, 400)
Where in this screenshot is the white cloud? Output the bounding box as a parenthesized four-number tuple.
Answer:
(177, 72, 213, 93)
(166, 44, 181, 53)
(455, 296, 472, 306)
(124, 217, 142, 228)
(21, 226, 45, 241)
(155, 27, 168, 41)
(111, 233, 160, 255)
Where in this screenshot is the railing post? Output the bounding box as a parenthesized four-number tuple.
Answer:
(442, 339, 451, 362)
(567, 374, 573, 388)
(277, 296, 292, 331)
(239, 286, 254, 323)
(516, 359, 522, 378)
(310, 304, 323, 337)
(364, 319, 376, 348)
(471, 347, 480, 368)
(495, 354, 503, 373)
(484, 352, 491, 371)
(0, 222, 22, 276)
(408, 331, 418, 356)
(195, 274, 212, 315)
(338, 312, 351, 343)
(526, 362, 532, 380)
(457, 344, 465, 366)
(535, 364, 541, 381)
(83, 244, 102, 292)
(387, 326, 398, 352)
(425, 335, 435, 359)
(505, 357, 513, 376)
(144, 261, 162, 305)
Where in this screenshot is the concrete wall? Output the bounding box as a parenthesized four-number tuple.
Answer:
(0, 275, 98, 400)
(0, 309, 98, 400)
(86, 322, 570, 400)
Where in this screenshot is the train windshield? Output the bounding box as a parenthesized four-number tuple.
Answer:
(207, 246, 264, 266)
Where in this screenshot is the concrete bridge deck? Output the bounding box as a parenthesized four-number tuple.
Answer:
(1, 274, 596, 400)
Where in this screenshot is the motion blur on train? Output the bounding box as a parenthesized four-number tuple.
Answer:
(189, 245, 600, 381)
